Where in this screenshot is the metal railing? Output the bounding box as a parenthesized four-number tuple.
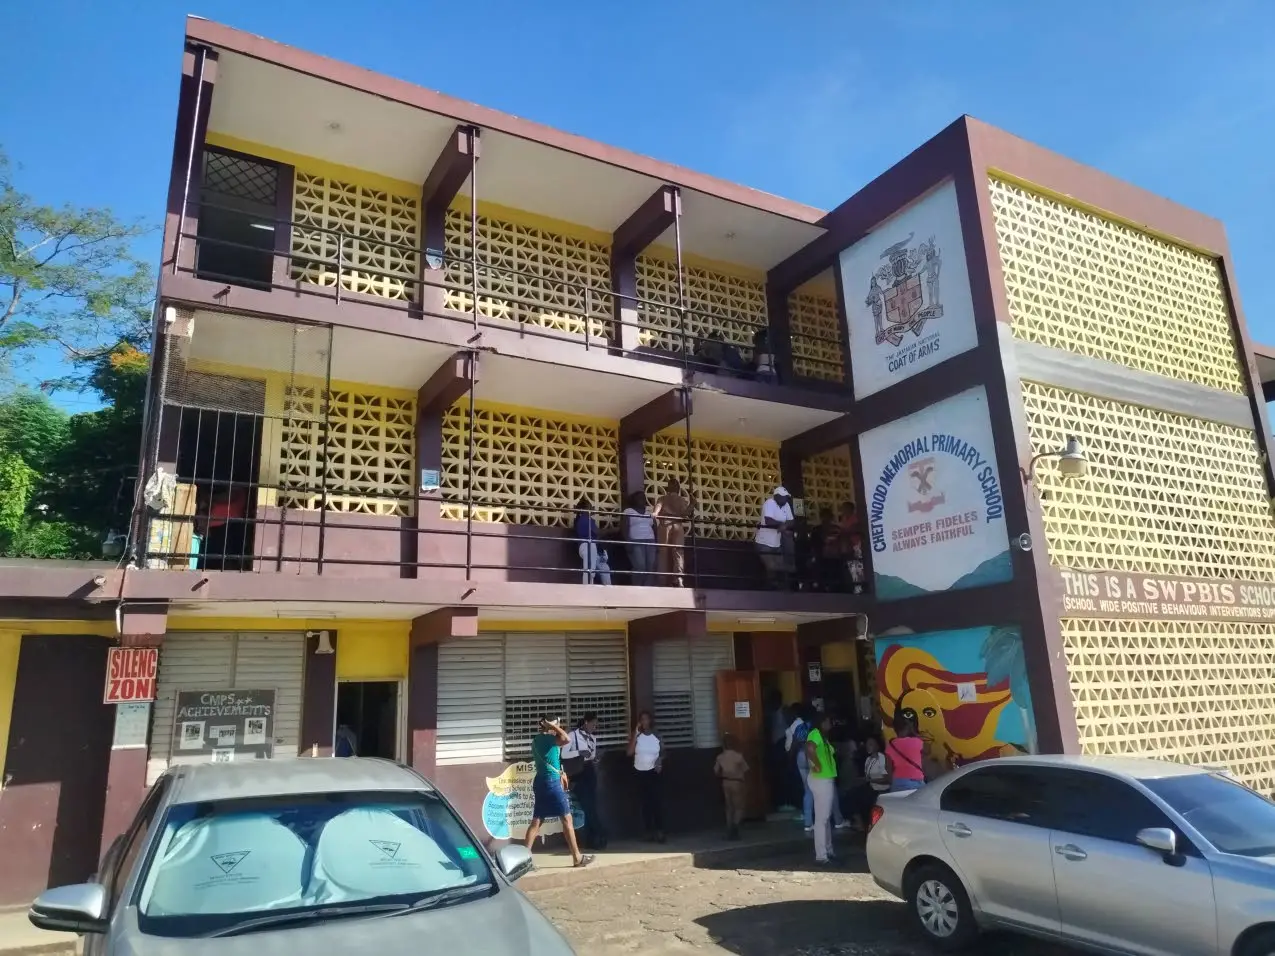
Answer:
(176, 196, 847, 383)
(133, 467, 869, 595)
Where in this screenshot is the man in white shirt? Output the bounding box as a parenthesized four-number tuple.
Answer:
(755, 485, 796, 589)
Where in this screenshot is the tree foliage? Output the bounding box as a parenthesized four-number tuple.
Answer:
(0, 147, 153, 384)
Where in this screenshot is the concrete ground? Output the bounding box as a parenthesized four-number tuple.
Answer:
(525, 850, 1082, 956)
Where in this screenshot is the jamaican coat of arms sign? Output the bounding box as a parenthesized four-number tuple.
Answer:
(839, 182, 979, 399)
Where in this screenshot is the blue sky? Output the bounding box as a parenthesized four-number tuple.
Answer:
(3, 0, 1272, 411)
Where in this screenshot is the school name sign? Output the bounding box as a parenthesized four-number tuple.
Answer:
(1059, 569, 1275, 624)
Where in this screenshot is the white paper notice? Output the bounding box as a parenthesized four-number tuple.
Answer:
(734, 701, 751, 718)
(957, 682, 977, 703)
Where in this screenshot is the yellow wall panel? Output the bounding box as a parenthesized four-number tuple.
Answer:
(788, 290, 844, 382)
(800, 446, 854, 520)
(644, 433, 780, 540)
(0, 631, 19, 777)
(336, 628, 410, 680)
(989, 178, 1245, 394)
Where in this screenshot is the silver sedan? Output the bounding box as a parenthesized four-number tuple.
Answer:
(28, 758, 574, 955)
(866, 754, 1275, 955)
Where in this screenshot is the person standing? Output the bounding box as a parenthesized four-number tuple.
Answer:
(652, 480, 692, 587)
(627, 711, 665, 842)
(622, 492, 657, 585)
(524, 717, 593, 868)
(573, 497, 611, 585)
(562, 713, 607, 850)
(755, 486, 795, 589)
(885, 713, 927, 792)
(848, 735, 892, 826)
(714, 733, 750, 840)
(805, 712, 839, 865)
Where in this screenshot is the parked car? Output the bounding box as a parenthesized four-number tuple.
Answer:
(866, 754, 1275, 955)
(28, 758, 574, 955)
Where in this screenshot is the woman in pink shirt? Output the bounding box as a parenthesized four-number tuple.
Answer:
(885, 713, 926, 792)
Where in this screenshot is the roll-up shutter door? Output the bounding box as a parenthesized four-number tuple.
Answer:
(503, 633, 568, 758)
(566, 632, 628, 749)
(690, 635, 735, 748)
(233, 633, 305, 761)
(146, 632, 305, 784)
(652, 639, 693, 748)
(437, 636, 504, 766)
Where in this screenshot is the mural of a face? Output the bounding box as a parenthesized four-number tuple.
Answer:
(899, 688, 948, 762)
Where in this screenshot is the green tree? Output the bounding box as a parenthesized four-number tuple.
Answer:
(0, 147, 152, 384)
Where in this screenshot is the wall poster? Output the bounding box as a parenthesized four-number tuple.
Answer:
(875, 625, 1037, 770)
(481, 762, 586, 841)
(859, 386, 1011, 599)
(172, 689, 276, 762)
(839, 181, 978, 399)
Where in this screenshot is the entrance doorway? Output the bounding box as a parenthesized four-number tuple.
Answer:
(335, 681, 401, 760)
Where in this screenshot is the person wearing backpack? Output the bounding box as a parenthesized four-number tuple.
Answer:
(561, 713, 607, 849)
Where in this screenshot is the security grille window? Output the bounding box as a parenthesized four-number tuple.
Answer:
(652, 635, 734, 749)
(434, 632, 629, 765)
(196, 149, 280, 288)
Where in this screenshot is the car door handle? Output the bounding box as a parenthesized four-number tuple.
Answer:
(946, 823, 972, 838)
(1054, 844, 1087, 861)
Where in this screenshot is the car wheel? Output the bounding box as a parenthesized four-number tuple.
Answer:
(905, 862, 978, 951)
(1239, 929, 1275, 956)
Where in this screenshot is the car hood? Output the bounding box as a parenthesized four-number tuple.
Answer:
(115, 890, 573, 956)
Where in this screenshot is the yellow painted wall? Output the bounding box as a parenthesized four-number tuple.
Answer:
(821, 641, 857, 671)
(0, 631, 20, 778)
(777, 670, 800, 706)
(336, 626, 411, 680)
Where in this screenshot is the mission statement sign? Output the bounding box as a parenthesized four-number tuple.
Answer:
(1059, 569, 1275, 624)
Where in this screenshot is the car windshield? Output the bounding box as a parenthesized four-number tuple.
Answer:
(134, 789, 494, 937)
(1143, 772, 1275, 857)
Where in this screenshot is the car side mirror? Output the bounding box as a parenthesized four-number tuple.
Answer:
(495, 844, 534, 882)
(1136, 827, 1180, 861)
(29, 883, 108, 935)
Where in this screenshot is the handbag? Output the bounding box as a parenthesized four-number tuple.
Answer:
(561, 730, 588, 776)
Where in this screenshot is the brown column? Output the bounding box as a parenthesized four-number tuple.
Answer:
(163, 44, 218, 277)
(300, 631, 338, 756)
(100, 632, 164, 858)
(610, 186, 679, 354)
(628, 611, 707, 715)
(766, 286, 795, 385)
(414, 353, 479, 577)
(418, 126, 480, 319)
(408, 608, 478, 777)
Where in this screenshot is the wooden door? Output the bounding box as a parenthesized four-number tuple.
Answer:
(715, 670, 766, 819)
(0, 635, 114, 904)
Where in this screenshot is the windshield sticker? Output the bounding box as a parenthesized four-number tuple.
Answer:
(211, 749, 235, 763)
(369, 840, 401, 860)
(211, 851, 250, 875)
(457, 846, 479, 860)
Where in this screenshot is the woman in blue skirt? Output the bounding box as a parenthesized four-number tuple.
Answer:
(523, 716, 594, 868)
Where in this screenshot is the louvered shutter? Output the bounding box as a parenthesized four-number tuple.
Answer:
(566, 632, 627, 749)
(233, 633, 305, 760)
(503, 633, 568, 759)
(651, 639, 693, 748)
(690, 635, 735, 748)
(436, 636, 504, 765)
(147, 633, 235, 784)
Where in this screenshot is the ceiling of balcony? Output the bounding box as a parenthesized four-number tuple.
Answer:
(206, 50, 827, 271)
(181, 310, 841, 442)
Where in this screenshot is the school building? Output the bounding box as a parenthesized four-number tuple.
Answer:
(1, 16, 1273, 905)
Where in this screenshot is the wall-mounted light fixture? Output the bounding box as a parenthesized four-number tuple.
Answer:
(1023, 435, 1088, 485)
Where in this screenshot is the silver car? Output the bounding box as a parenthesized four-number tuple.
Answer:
(28, 758, 573, 954)
(867, 754, 1275, 955)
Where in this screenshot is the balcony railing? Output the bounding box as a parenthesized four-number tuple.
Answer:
(136, 472, 870, 595)
(175, 197, 847, 385)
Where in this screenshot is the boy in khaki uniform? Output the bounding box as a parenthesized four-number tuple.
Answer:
(714, 733, 750, 840)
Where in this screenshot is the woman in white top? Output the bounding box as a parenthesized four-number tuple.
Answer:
(627, 710, 664, 842)
(622, 492, 657, 585)
(848, 735, 891, 828)
(562, 713, 607, 849)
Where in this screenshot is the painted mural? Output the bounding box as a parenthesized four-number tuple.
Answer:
(839, 181, 978, 400)
(858, 386, 1012, 599)
(875, 625, 1036, 773)
(481, 762, 586, 841)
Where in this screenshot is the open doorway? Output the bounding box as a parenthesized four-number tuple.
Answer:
(335, 681, 401, 760)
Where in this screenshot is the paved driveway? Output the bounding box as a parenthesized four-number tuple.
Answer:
(525, 853, 1081, 956)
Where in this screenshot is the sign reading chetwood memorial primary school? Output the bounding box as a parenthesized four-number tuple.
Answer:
(839, 181, 978, 400)
(1059, 569, 1275, 624)
(860, 387, 1011, 600)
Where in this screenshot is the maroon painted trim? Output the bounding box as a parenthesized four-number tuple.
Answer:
(408, 641, 439, 778)
(300, 631, 338, 756)
(99, 747, 148, 859)
(613, 186, 679, 259)
(1216, 255, 1275, 497)
(417, 351, 478, 416)
(422, 126, 479, 209)
(162, 45, 219, 276)
(186, 18, 824, 226)
(619, 389, 691, 442)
